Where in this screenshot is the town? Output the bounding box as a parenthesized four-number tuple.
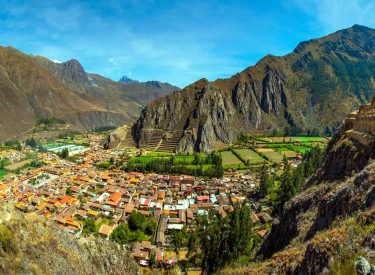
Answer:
(0, 131, 327, 272)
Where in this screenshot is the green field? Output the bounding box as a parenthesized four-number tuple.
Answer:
(233, 149, 265, 164)
(0, 169, 8, 178)
(221, 151, 242, 165)
(290, 136, 327, 142)
(276, 147, 298, 158)
(146, 152, 172, 157)
(260, 149, 285, 163)
(289, 145, 310, 154)
(127, 152, 223, 177)
(129, 154, 208, 165)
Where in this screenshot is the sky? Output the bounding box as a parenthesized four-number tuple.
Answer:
(0, 0, 374, 88)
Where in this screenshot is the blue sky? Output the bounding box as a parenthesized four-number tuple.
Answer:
(0, 0, 374, 88)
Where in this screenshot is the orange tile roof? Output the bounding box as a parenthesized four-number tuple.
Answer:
(60, 195, 73, 204)
(99, 224, 114, 236)
(35, 202, 48, 211)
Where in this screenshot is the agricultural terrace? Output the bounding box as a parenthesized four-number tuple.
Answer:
(220, 151, 245, 170)
(219, 135, 329, 171)
(118, 136, 329, 175)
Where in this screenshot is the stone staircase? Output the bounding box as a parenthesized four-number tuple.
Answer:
(117, 130, 137, 149)
(144, 130, 164, 151)
(156, 131, 184, 153)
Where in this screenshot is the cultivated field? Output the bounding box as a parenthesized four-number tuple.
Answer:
(256, 148, 284, 163)
(220, 151, 245, 169)
(233, 149, 265, 164)
(5, 159, 32, 171)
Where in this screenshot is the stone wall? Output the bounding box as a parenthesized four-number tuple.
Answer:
(350, 100, 375, 135)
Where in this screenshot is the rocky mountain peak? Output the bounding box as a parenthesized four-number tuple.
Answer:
(60, 59, 89, 84)
(119, 75, 138, 83)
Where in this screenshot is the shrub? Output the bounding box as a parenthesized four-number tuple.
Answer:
(0, 225, 17, 254)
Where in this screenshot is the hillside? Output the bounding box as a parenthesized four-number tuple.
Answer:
(222, 98, 375, 274)
(0, 46, 177, 142)
(133, 25, 375, 153)
(0, 204, 139, 275)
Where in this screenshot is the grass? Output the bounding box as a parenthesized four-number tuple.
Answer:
(0, 169, 8, 178)
(129, 154, 209, 165)
(282, 151, 298, 158)
(290, 136, 326, 142)
(146, 152, 172, 157)
(256, 148, 275, 153)
(221, 151, 242, 165)
(290, 145, 310, 154)
(233, 149, 265, 164)
(257, 148, 284, 163)
(223, 163, 247, 170)
(4, 160, 32, 171)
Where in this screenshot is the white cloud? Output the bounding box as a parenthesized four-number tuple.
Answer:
(108, 58, 118, 66)
(293, 0, 375, 32)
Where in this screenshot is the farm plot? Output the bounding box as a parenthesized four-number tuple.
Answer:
(291, 136, 326, 143)
(233, 149, 265, 164)
(256, 148, 285, 163)
(220, 151, 245, 169)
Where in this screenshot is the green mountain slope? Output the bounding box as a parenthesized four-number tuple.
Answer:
(133, 25, 375, 153)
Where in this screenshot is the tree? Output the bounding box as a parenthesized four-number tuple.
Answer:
(66, 186, 73, 196)
(25, 137, 37, 148)
(128, 211, 147, 231)
(59, 148, 69, 159)
(82, 218, 96, 235)
(274, 146, 324, 213)
(259, 172, 272, 198)
(282, 154, 289, 167)
(149, 249, 156, 268)
(145, 219, 157, 235)
(188, 205, 255, 273)
(276, 166, 295, 212)
(110, 223, 133, 245)
(170, 227, 189, 254)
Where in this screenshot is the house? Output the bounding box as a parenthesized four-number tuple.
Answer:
(106, 191, 122, 206)
(257, 212, 273, 223)
(196, 195, 209, 203)
(257, 229, 268, 238)
(99, 224, 115, 238)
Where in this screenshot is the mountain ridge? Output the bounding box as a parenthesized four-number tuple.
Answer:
(0, 47, 177, 141)
(132, 24, 375, 153)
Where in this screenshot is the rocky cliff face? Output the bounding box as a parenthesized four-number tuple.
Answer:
(134, 25, 375, 153)
(0, 204, 139, 275)
(251, 120, 375, 273)
(222, 102, 375, 274)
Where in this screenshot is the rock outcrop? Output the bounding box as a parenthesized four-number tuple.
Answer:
(134, 24, 375, 153)
(0, 204, 139, 275)
(222, 98, 375, 274)
(246, 98, 375, 274)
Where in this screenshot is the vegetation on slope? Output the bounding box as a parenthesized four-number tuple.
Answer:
(0, 204, 139, 275)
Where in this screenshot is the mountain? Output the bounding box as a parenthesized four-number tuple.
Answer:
(119, 81, 180, 106)
(118, 76, 180, 105)
(133, 25, 375, 153)
(119, 75, 138, 83)
(0, 204, 139, 274)
(0, 46, 176, 141)
(222, 98, 375, 274)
